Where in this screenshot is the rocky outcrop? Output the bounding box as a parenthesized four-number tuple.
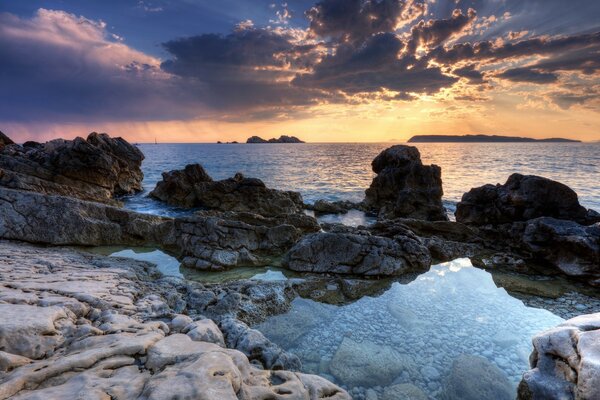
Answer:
(150, 164, 303, 215)
(0, 131, 14, 147)
(518, 313, 600, 400)
(520, 218, 600, 286)
(364, 145, 447, 221)
(456, 174, 600, 226)
(0, 241, 350, 400)
(283, 230, 431, 276)
(246, 135, 304, 144)
(309, 199, 364, 215)
(0, 132, 144, 204)
(176, 211, 320, 271)
(0, 187, 175, 248)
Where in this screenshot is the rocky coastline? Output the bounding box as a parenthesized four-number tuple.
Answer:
(0, 132, 598, 399)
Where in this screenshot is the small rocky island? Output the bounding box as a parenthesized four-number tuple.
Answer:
(247, 135, 305, 143)
(0, 130, 598, 400)
(408, 134, 581, 143)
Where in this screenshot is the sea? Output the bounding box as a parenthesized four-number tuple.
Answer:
(124, 142, 600, 216)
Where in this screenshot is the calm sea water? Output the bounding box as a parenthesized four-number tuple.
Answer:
(124, 142, 600, 216)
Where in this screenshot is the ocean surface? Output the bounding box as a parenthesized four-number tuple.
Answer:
(124, 142, 600, 216)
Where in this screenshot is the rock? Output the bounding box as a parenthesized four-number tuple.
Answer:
(246, 135, 269, 143)
(150, 163, 303, 215)
(169, 314, 193, 333)
(0, 187, 175, 247)
(219, 317, 301, 371)
(442, 354, 513, 400)
(364, 145, 447, 221)
(247, 135, 305, 143)
(185, 319, 225, 347)
(520, 218, 600, 284)
(0, 132, 143, 204)
(310, 200, 362, 215)
(518, 313, 600, 400)
(176, 211, 319, 271)
(456, 174, 599, 226)
(382, 384, 428, 400)
(0, 131, 14, 146)
(0, 241, 349, 400)
(284, 231, 431, 276)
(329, 337, 416, 387)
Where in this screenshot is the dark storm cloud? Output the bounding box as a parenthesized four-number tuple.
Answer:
(406, 8, 476, 53)
(452, 64, 485, 84)
(497, 68, 558, 84)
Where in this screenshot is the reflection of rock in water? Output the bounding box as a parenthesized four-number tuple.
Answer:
(330, 337, 416, 387)
(442, 355, 513, 400)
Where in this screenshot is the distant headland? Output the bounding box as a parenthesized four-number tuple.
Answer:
(408, 134, 581, 143)
(246, 135, 305, 143)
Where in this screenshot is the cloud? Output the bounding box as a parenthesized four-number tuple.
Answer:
(497, 67, 559, 84)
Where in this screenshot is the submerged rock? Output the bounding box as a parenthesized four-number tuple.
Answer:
(518, 313, 600, 400)
(150, 163, 304, 215)
(0, 132, 143, 204)
(456, 173, 599, 226)
(442, 354, 513, 400)
(382, 384, 428, 400)
(364, 145, 447, 221)
(329, 337, 416, 387)
(283, 231, 431, 276)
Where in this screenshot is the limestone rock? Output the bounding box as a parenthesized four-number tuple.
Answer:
(442, 354, 513, 400)
(518, 313, 600, 400)
(456, 174, 599, 226)
(150, 163, 303, 215)
(329, 337, 416, 387)
(283, 231, 431, 276)
(185, 319, 226, 347)
(0, 132, 143, 204)
(364, 145, 447, 221)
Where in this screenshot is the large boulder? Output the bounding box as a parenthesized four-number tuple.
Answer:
(0, 131, 14, 146)
(456, 174, 599, 226)
(0, 187, 175, 247)
(520, 217, 600, 285)
(364, 145, 447, 221)
(518, 313, 600, 400)
(283, 231, 431, 276)
(176, 211, 320, 271)
(150, 164, 303, 216)
(0, 132, 144, 204)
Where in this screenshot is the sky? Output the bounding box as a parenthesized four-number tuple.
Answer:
(1, 0, 599, 143)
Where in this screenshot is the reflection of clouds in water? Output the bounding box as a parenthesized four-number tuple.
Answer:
(110, 249, 183, 277)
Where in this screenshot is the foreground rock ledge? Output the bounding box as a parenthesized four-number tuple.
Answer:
(0, 241, 350, 400)
(518, 313, 600, 400)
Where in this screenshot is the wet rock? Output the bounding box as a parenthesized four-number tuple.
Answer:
(382, 384, 428, 400)
(520, 217, 600, 284)
(0, 132, 143, 204)
(176, 211, 319, 270)
(150, 163, 303, 215)
(364, 145, 447, 221)
(284, 231, 431, 276)
(442, 354, 513, 400)
(310, 199, 363, 215)
(330, 337, 416, 387)
(0, 187, 175, 247)
(518, 313, 600, 400)
(456, 174, 599, 226)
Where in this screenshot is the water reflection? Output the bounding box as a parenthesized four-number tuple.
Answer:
(255, 258, 564, 400)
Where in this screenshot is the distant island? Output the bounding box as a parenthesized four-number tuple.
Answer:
(246, 135, 305, 143)
(408, 134, 580, 143)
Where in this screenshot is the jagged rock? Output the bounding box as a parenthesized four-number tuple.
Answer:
(0, 241, 349, 400)
(456, 174, 600, 226)
(0, 187, 175, 247)
(442, 354, 513, 400)
(310, 199, 364, 215)
(246, 135, 304, 143)
(329, 337, 416, 387)
(219, 317, 301, 371)
(176, 211, 319, 271)
(246, 135, 269, 143)
(518, 313, 600, 400)
(0, 132, 143, 204)
(284, 231, 431, 276)
(364, 145, 447, 221)
(150, 163, 303, 215)
(520, 218, 600, 284)
(0, 131, 14, 146)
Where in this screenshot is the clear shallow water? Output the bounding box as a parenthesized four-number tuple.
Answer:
(255, 259, 564, 400)
(124, 142, 600, 216)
